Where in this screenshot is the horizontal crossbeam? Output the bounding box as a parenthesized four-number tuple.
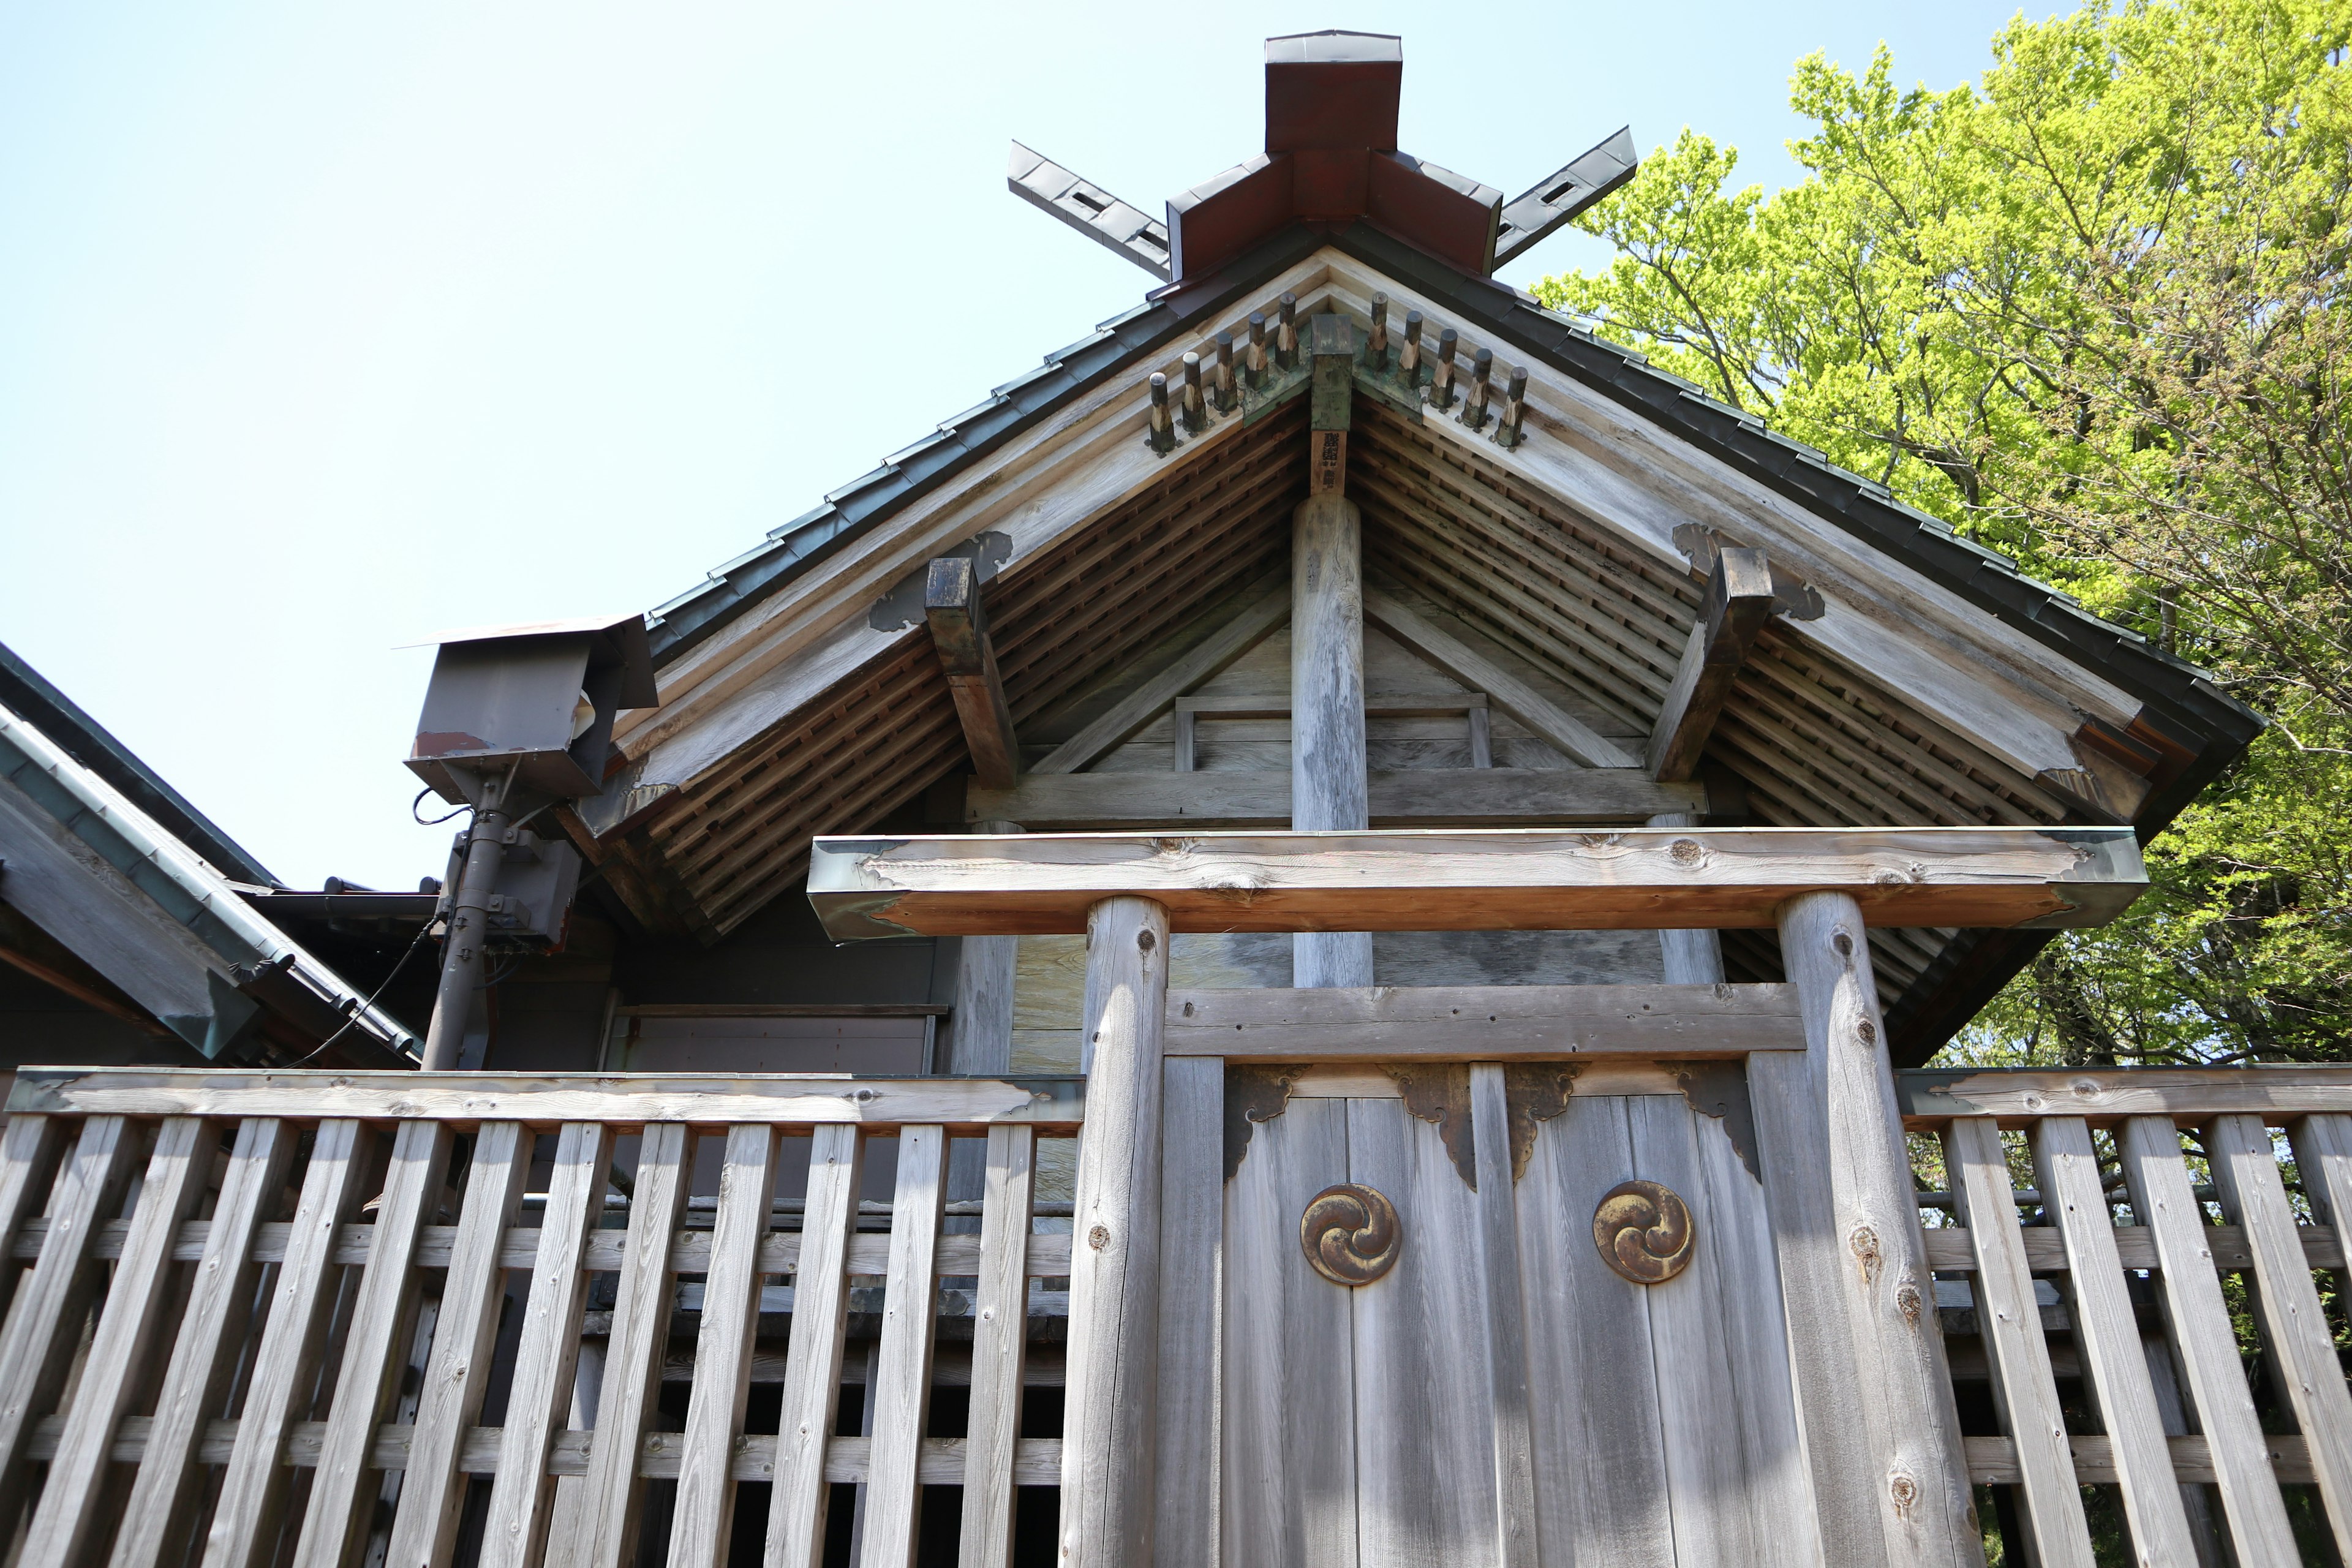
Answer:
(963, 767, 1703, 829)
(807, 826, 2146, 938)
(1164, 982, 1803, 1059)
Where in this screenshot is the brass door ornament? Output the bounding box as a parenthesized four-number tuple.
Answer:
(1300, 1183, 1401, 1286)
(1593, 1179, 1695, 1284)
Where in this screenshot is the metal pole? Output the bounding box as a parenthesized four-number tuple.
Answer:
(420, 770, 512, 1071)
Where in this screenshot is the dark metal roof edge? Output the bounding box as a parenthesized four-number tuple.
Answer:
(1327, 225, 2267, 763)
(644, 227, 1331, 668)
(0, 640, 279, 887)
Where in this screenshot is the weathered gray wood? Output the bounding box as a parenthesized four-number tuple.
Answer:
(1061, 896, 1168, 1567)
(1516, 1093, 1673, 1564)
(1152, 1058, 1221, 1568)
(292, 1118, 452, 1568)
(1466, 704, 1492, 768)
(808, 826, 2149, 939)
(1346, 1091, 1499, 1566)
(1362, 582, 1638, 768)
(1466, 1065, 1537, 1567)
(110, 1118, 296, 1568)
(2024, 1118, 2199, 1562)
(669, 1126, 779, 1568)
(1646, 547, 1776, 781)
(1030, 574, 1291, 775)
(1901, 1065, 2352, 1123)
(764, 1123, 864, 1568)
(388, 1121, 533, 1568)
(1222, 1094, 1355, 1568)
(965, 766, 1706, 829)
(2114, 1114, 2301, 1564)
(481, 1123, 609, 1568)
(945, 823, 1022, 1088)
(925, 556, 1021, 790)
(860, 1126, 946, 1568)
(1649, 810, 1729, 983)
(1165, 982, 1804, 1058)
(21, 1117, 217, 1568)
(2203, 1111, 2352, 1556)
(1920, 1219, 2341, 1273)
(0, 1115, 61, 1302)
(562, 1122, 691, 1568)
(200, 1119, 374, 1568)
(9, 1071, 1085, 1129)
(1942, 1117, 2093, 1565)
(0, 1114, 135, 1531)
(960, 1126, 1035, 1568)
(1964, 1432, 2316, 1485)
(1292, 490, 1373, 988)
(1751, 892, 1979, 1566)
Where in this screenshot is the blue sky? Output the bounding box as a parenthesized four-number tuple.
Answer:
(0, 2, 2043, 889)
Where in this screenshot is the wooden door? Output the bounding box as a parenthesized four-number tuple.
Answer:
(1215, 1066, 1820, 1568)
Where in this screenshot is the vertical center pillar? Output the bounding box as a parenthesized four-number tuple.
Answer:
(1293, 313, 1373, 989)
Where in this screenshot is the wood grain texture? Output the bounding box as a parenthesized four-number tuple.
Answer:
(764, 1123, 864, 1568)
(1166, 982, 1803, 1058)
(860, 1126, 946, 1568)
(2203, 1111, 2352, 1559)
(109, 1118, 295, 1568)
(291, 1118, 452, 1568)
(973, 766, 1705, 828)
(669, 1126, 779, 1568)
(1942, 1117, 2092, 1566)
(1347, 1091, 1500, 1566)
(199, 1120, 375, 1568)
(561, 1121, 691, 1568)
(20, 1117, 217, 1568)
(1901, 1064, 2352, 1123)
(809, 826, 2147, 938)
(2026, 1116, 2199, 1566)
(9, 1069, 1085, 1130)
(925, 557, 1021, 790)
(1646, 547, 1776, 782)
(1060, 897, 1168, 1568)
(1465, 1065, 1538, 1567)
(1222, 1095, 1357, 1568)
(1292, 491, 1373, 989)
(1648, 810, 1730, 985)
(1152, 1060, 1221, 1568)
(481, 1123, 610, 1568)
(960, 1126, 1036, 1568)
(1752, 893, 1978, 1567)
(2114, 1114, 2301, 1564)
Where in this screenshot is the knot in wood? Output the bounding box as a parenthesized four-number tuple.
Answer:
(1668, 837, 1704, 866)
(1894, 1278, 1923, 1328)
(1137, 929, 1156, 953)
(1591, 1180, 1694, 1286)
(1832, 932, 1855, 959)
(1856, 1017, 1877, 1044)
(1087, 1224, 1110, 1251)
(1848, 1223, 1882, 1284)
(1300, 1184, 1401, 1286)
(1887, 1470, 1920, 1513)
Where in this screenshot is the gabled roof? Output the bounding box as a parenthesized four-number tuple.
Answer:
(597, 223, 2261, 1064)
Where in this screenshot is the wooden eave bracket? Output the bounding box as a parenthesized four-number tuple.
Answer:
(1646, 547, 1778, 782)
(924, 557, 1021, 791)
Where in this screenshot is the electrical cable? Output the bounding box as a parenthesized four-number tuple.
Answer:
(412, 787, 471, 827)
(281, 917, 437, 1068)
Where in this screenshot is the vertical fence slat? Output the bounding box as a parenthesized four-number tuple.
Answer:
(669, 1125, 778, 1568)
(764, 1125, 862, 1568)
(201, 1120, 375, 1568)
(1943, 1117, 2092, 1566)
(23, 1117, 219, 1568)
(2204, 1111, 2352, 1558)
(480, 1123, 610, 1568)
(859, 1126, 945, 1568)
(2116, 1114, 2301, 1564)
(291, 1118, 454, 1568)
(0, 1115, 137, 1531)
(562, 1121, 690, 1568)
(112, 1117, 297, 1568)
(386, 1121, 532, 1568)
(960, 1125, 1035, 1568)
(2027, 1116, 2199, 1564)
(0, 1116, 62, 1310)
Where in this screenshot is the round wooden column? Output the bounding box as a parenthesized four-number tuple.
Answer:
(1291, 491, 1372, 987)
(1060, 894, 1170, 1567)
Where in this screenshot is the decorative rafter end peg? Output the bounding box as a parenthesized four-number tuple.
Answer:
(1463, 347, 1494, 431)
(1401, 310, 1424, 378)
(1276, 292, 1298, 369)
(1247, 311, 1268, 385)
(1212, 331, 1236, 412)
(1368, 293, 1389, 364)
(1498, 366, 1529, 447)
(1180, 352, 1207, 433)
(1431, 326, 1459, 410)
(1147, 372, 1175, 453)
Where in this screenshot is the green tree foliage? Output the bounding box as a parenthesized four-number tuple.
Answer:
(1537, 0, 2352, 1065)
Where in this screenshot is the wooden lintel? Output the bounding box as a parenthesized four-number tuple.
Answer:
(807, 825, 2147, 939)
(924, 558, 1021, 790)
(1165, 982, 1804, 1059)
(1898, 1064, 2352, 1126)
(962, 767, 1704, 829)
(1646, 547, 1777, 782)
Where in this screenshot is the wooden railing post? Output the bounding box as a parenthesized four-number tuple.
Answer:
(1749, 891, 1982, 1566)
(1061, 894, 1170, 1567)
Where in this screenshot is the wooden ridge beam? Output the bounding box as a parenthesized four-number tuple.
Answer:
(962, 767, 1703, 829)
(925, 558, 1021, 790)
(1164, 982, 1804, 1058)
(1646, 546, 1776, 782)
(807, 825, 2147, 938)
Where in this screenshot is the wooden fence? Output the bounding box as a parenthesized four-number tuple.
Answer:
(1904, 1066, 2352, 1566)
(0, 1069, 1084, 1568)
